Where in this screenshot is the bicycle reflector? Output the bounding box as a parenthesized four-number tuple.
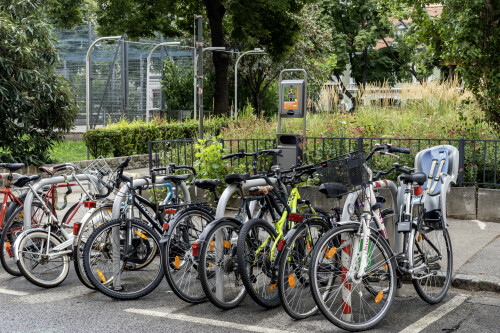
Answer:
(277, 239, 286, 251)
(84, 201, 96, 208)
(192, 242, 200, 257)
(162, 222, 169, 231)
(414, 185, 424, 196)
(73, 222, 82, 235)
(165, 209, 176, 215)
(288, 214, 303, 222)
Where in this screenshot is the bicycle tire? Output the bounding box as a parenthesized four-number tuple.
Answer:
(198, 219, 247, 310)
(73, 203, 113, 289)
(309, 224, 397, 331)
(277, 218, 330, 319)
(83, 218, 163, 300)
(16, 230, 70, 288)
(0, 201, 51, 276)
(412, 227, 453, 304)
(236, 218, 280, 309)
(162, 207, 214, 303)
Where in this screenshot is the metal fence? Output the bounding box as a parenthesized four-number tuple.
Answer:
(148, 137, 500, 187)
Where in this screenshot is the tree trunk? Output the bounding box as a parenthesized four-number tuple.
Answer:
(204, 0, 230, 116)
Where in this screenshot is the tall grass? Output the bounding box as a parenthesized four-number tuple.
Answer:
(221, 81, 497, 141)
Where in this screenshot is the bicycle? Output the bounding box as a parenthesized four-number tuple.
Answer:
(82, 162, 196, 299)
(308, 144, 452, 331)
(12, 158, 117, 287)
(236, 163, 326, 309)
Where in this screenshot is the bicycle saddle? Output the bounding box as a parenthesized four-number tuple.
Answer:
(319, 182, 347, 198)
(224, 173, 250, 184)
(0, 163, 24, 172)
(193, 179, 221, 191)
(161, 174, 191, 182)
(12, 175, 40, 187)
(400, 172, 426, 185)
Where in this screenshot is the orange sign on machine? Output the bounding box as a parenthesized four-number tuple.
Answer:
(284, 87, 299, 110)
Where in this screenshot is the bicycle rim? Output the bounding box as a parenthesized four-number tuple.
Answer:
(199, 221, 246, 310)
(412, 227, 452, 304)
(237, 218, 280, 308)
(310, 225, 396, 331)
(278, 219, 329, 319)
(163, 208, 213, 303)
(83, 219, 163, 300)
(17, 230, 70, 288)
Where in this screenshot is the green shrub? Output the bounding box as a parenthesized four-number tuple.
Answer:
(83, 117, 228, 158)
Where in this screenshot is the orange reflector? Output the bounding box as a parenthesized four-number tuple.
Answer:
(277, 239, 286, 251)
(73, 222, 82, 235)
(192, 242, 200, 257)
(165, 209, 176, 214)
(209, 240, 214, 251)
(84, 201, 97, 208)
(269, 283, 277, 291)
(97, 270, 107, 283)
(162, 222, 169, 231)
(307, 239, 311, 252)
(414, 185, 423, 196)
(223, 240, 231, 249)
(174, 256, 180, 269)
(375, 291, 383, 303)
(19, 212, 23, 218)
(383, 264, 388, 270)
(288, 214, 303, 222)
(6, 241, 12, 258)
(327, 247, 337, 259)
(288, 274, 295, 289)
(418, 233, 422, 242)
(107, 210, 112, 213)
(135, 230, 148, 240)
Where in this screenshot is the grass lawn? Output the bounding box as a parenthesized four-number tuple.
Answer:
(50, 140, 87, 163)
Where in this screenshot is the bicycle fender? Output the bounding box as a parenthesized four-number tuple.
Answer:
(13, 228, 64, 261)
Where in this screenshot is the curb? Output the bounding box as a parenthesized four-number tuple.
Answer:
(452, 273, 500, 293)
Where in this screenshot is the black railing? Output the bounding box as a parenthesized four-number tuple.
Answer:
(148, 137, 500, 187)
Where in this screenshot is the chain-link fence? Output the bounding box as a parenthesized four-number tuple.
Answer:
(54, 23, 193, 129)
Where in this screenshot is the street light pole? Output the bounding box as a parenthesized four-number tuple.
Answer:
(146, 42, 181, 121)
(234, 48, 265, 119)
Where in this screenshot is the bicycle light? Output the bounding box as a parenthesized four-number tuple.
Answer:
(73, 222, 81, 235)
(277, 239, 286, 251)
(192, 242, 200, 257)
(165, 209, 176, 215)
(162, 222, 169, 231)
(347, 203, 356, 216)
(84, 201, 96, 208)
(414, 185, 423, 196)
(288, 214, 303, 222)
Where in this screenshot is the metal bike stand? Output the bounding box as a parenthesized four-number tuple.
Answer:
(110, 178, 191, 290)
(213, 178, 279, 301)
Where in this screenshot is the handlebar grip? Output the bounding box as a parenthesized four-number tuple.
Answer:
(53, 163, 66, 169)
(118, 156, 131, 169)
(222, 153, 241, 160)
(389, 146, 411, 154)
(95, 184, 112, 199)
(295, 163, 317, 172)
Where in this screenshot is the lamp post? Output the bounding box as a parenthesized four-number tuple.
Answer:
(146, 42, 181, 121)
(234, 48, 265, 119)
(196, 46, 226, 139)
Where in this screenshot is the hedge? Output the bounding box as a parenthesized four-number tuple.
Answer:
(83, 117, 228, 158)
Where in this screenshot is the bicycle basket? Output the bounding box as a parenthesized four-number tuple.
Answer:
(82, 156, 114, 193)
(317, 151, 368, 197)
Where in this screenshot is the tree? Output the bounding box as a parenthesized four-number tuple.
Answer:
(0, 0, 78, 165)
(318, 0, 411, 103)
(387, 0, 500, 125)
(90, 0, 308, 116)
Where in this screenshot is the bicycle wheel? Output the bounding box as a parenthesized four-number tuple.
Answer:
(73, 203, 113, 289)
(412, 227, 453, 304)
(278, 218, 330, 319)
(16, 230, 70, 288)
(162, 207, 214, 303)
(237, 218, 280, 308)
(83, 218, 163, 300)
(309, 225, 396, 331)
(198, 219, 247, 310)
(0, 201, 51, 276)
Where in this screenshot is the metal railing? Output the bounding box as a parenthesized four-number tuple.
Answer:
(148, 137, 499, 187)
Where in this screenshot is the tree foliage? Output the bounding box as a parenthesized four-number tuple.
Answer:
(388, 0, 500, 125)
(0, 0, 78, 165)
